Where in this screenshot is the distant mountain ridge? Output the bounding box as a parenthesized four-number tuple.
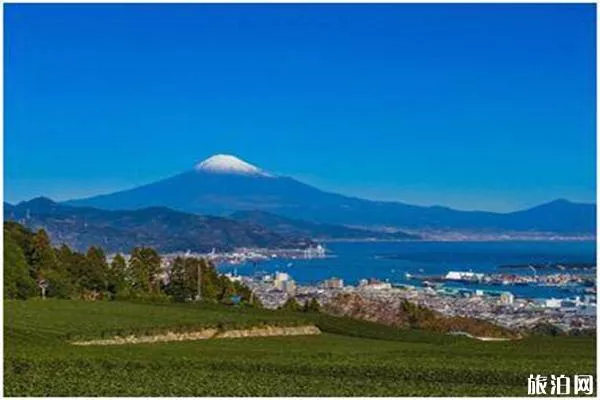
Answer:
(64, 154, 595, 235)
(4, 197, 313, 253)
(230, 210, 421, 241)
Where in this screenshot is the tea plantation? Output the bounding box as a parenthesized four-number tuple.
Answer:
(4, 300, 596, 396)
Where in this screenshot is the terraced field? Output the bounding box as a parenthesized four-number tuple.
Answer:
(4, 300, 596, 396)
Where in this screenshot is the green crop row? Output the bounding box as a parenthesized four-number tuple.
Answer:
(4, 300, 596, 397)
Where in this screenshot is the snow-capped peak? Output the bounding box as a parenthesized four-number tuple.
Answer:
(195, 154, 269, 176)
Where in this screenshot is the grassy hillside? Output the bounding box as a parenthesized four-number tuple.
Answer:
(4, 300, 596, 396)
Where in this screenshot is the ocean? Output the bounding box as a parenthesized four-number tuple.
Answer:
(217, 240, 596, 299)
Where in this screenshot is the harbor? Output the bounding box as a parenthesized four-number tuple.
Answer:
(214, 240, 596, 300)
(158, 244, 330, 266)
(157, 240, 596, 333)
(405, 270, 596, 295)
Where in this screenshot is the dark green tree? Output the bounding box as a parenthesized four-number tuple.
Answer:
(303, 298, 321, 313)
(218, 275, 236, 304)
(232, 280, 254, 304)
(4, 234, 37, 299)
(30, 229, 58, 276)
(30, 229, 72, 298)
(250, 296, 264, 308)
(198, 258, 220, 301)
(129, 247, 162, 294)
(107, 253, 129, 297)
(4, 221, 35, 271)
(55, 244, 73, 274)
(84, 246, 108, 292)
(281, 297, 301, 312)
(166, 256, 192, 301)
(63, 252, 87, 291)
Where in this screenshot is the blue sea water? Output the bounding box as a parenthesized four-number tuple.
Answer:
(218, 241, 596, 299)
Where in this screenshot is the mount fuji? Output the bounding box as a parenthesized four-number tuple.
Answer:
(64, 154, 595, 235)
(194, 154, 270, 176)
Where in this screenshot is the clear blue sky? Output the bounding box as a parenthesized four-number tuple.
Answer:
(5, 4, 596, 212)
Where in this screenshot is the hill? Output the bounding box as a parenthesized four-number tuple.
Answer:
(64, 154, 596, 234)
(4, 197, 313, 253)
(4, 300, 596, 396)
(230, 210, 420, 240)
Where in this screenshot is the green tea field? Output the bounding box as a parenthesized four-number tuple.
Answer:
(4, 300, 596, 396)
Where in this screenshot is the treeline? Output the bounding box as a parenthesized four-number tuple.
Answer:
(4, 221, 259, 306)
(529, 323, 596, 337)
(280, 297, 321, 313)
(397, 298, 519, 339)
(325, 293, 518, 339)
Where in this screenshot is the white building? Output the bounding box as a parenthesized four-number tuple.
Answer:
(223, 272, 242, 283)
(304, 244, 326, 259)
(321, 277, 344, 289)
(500, 292, 514, 305)
(545, 298, 562, 308)
(363, 282, 392, 291)
(281, 280, 296, 295)
(445, 271, 484, 281)
(274, 271, 291, 291)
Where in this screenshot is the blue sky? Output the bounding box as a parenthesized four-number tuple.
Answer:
(5, 4, 596, 212)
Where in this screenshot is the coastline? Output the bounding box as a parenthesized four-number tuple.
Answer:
(320, 236, 596, 243)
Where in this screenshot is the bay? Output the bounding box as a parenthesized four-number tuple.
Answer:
(218, 240, 596, 299)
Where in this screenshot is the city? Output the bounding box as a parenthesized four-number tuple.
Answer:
(228, 266, 597, 334)
(135, 246, 596, 335)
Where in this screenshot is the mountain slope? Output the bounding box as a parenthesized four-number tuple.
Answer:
(64, 154, 595, 234)
(230, 210, 420, 240)
(499, 199, 596, 233)
(4, 197, 313, 253)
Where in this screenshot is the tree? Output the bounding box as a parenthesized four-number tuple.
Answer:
(30, 229, 72, 298)
(218, 275, 236, 304)
(62, 251, 86, 291)
(55, 244, 73, 275)
(281, 297, 301, 312)
(198, 258, 220, 301)
(129, 247, 162, 294)
(107, 253, 129, 297)
(184, 257, 203, 301)
(4, 234, 37, 299)
(4, 221, 35, 270)
(30, 229, 58, 276)
(165, 256, 258, 304)
(84, 246, 108, 293)
(165, 256, 191, 301)
(233, 280, 255, 305)
(3, 222, 263, 303)
(303, 298, 321, 313)
(530, 323, 565, 337)
(250, 296, 263, 308)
